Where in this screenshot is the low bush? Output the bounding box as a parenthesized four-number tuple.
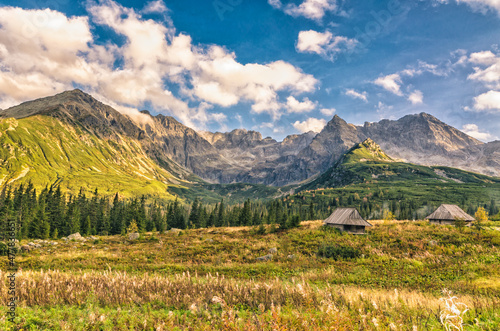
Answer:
(317, 244, 361, 260)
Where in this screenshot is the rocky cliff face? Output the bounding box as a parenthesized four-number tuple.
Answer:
(1, 90, 498, 187)
(0, 89, 145, 140)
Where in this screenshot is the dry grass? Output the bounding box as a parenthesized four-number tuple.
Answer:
(1, 269, 498, 330)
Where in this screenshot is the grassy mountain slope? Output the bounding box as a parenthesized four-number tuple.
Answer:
(300, 138, 500, 192)
(0, 115, 283, 203)
(0, 115, 182, 199)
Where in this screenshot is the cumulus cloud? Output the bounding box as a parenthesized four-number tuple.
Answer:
(269, 0, 338, 21)
(473, 90, 500, 111)
(293, 117, 326, 133)
(462, 123, 495, 141)
(468, 51, 500, 89)
(296, 30, 357, 61)
(0, 1, 319, 129)
(286, 96, 317, 113)
(320, 107, 336, 116)
(345, 89, 368, 102)
(469, 50, 497, 65)
(374, 74, 403, 96)
(408, 90, 424, 105)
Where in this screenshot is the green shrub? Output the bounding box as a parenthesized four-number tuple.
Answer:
(320, 225, 341, 234)
(0, 242, 7, 256)
(317, 245, 361, 260)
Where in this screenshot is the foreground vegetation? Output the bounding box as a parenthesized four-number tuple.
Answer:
(1, 220, 499, 330)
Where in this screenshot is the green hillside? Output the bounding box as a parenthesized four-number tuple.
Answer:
(301, 138, 500, 191)
(0, 116, 182, 200)
(0, 115, 285, 204)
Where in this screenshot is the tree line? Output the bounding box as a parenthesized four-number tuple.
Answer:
(0, 184, 303, 239)
(1, 184, 499, 240)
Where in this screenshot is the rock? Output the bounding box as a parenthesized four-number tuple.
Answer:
(429, 240, 438, 246)
(33, 243, 42, 248)
(68, 233, 85, 241)
(61, 237, 68, 241)
(21, 245, 31, 252)
(256, 254, 273, 262)
(287, 254, 295, 260)
(205, 238, 214, 243)
(27, 242, 36, 247)
(268, 247, 278, 254)
(89, 236, 98, 240)
(128, 232, 140, 240)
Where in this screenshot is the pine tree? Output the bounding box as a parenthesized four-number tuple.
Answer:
(239, 199, 252, 226)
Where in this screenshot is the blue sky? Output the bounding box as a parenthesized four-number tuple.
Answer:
(1, 0, 499, 141)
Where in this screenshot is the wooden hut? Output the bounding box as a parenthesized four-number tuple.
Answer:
(323, 208, 372, 234)
(425, 204, 475, 225)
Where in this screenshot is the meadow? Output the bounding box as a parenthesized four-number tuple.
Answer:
(1, 220, 499, 330)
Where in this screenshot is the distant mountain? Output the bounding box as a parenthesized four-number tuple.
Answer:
(0, 90, 281, 202)
(300, 139, 500, 191)
(1, 90, 498, 194)
(282, 112, 500, 185)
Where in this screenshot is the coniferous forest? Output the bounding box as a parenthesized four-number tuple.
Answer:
(1, 183, 499, 239)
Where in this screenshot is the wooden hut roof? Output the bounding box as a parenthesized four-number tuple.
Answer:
(425, 204, 475, 222)
(324, 208, 373, 227)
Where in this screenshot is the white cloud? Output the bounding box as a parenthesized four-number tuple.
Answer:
(297, 30, 332, 54)
(296, 30, 357, 61)
(320, 108, 336, 116)
(469, 50, 497, 65)
(143, 0, 168, 14)
(293, 117, 326, 133)
(286, 96, 317, 113)
(269, 0, 338, 21)
(462, 123, 495, 141)
(408, 90, 424, 105)
(0, 1, 319, 129)
(268, 0, 282, 9)
(374, 74, 403, 96)
(468, 51, 500, 88)
(473, 90, 500, 111)
(345, 89, 368, 102)
(455, 0, 500, 15)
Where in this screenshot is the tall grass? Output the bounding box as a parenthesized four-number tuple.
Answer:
(1, 269, 499, 330)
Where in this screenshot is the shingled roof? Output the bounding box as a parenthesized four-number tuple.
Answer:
(425, 204, 475, 222)
(324, 208, 373, 227)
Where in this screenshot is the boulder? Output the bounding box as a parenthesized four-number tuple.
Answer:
(429, 240, 438, 246)
(27, 242, 36, 247)
(68, 233, 85, 241)
(21, 245, 31, 252)
(287, 254, 295, 260)
(205, 238, 214, 243)
(269, 247, 278, 254)
(256, 254, 273, 262)
(128, 232, 140, 240)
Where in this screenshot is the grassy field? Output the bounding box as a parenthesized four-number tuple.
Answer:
(1, 220, 500, 330)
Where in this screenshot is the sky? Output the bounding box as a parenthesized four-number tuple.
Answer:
(0, 0, 499, 142)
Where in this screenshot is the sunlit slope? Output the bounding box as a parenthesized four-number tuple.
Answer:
(301, 138, 500, 191)
(0, 115, 181, 199)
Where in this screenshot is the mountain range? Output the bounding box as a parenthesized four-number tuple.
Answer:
(0, 89, 499, 200)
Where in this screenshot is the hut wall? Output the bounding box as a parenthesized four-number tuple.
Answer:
(326, 224, 366, 234)
(430, 219, 469, 226)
